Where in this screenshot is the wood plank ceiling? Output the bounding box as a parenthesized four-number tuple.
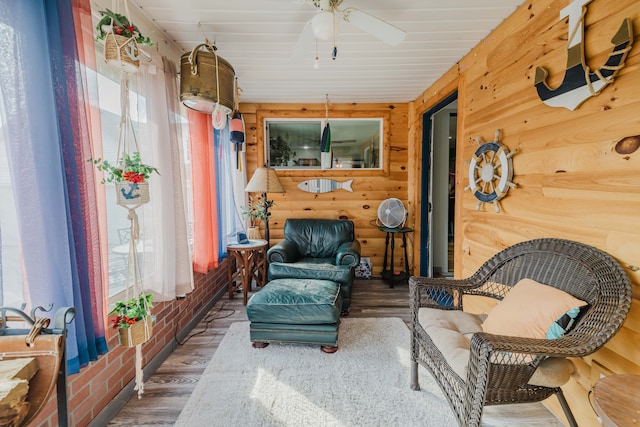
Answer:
(130, 0, 524, 103)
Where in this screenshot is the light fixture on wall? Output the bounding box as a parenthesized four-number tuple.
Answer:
(244, 167, 286, 244)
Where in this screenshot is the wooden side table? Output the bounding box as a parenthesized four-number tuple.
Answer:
(378, 226, 413, 288)
(227, 239, 268, 305)
(592, 374, 640, 426)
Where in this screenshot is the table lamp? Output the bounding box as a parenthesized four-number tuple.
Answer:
(244, 167, 285, 243)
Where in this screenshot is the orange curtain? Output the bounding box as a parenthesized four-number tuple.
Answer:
(188, 110, 220, 273)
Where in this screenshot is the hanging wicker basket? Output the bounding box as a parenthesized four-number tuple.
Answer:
(105, 33, 140, 73)
(118, 316, 153, 347)
(116, 181, 150, 207)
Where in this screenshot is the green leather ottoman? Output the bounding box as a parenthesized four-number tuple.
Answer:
(246, 278, 343, 353)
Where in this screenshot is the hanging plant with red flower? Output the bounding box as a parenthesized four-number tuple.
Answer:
(95, 9, 153, 46)
(109, 293, 153, 330)
(89, 152, 159, 184)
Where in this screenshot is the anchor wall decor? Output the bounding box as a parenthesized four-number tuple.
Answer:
(534, 0, 633, 110)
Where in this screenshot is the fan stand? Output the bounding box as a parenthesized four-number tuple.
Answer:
(378, 225, 413, 288)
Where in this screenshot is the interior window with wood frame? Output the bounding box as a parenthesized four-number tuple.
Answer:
(264, 118, 383, 170)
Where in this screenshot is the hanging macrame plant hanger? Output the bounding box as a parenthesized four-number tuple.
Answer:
(114, 53, 152, 399)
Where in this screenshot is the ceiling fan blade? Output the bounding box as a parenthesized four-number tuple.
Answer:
(341, 8, 406, 46)
(291, 19, 315, 60)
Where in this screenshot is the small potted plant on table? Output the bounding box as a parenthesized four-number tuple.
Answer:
(241, 196, 273, 240)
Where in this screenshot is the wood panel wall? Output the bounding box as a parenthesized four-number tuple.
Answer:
(238, 103, 410, 274)
(410, 0, 640, 425)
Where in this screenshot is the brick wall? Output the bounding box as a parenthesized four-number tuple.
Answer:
(30, 261, 229, 426)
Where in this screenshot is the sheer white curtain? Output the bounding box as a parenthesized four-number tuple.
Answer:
(216, 124, 248, 251)
(136, 53, 193, 300)
(0, 91, 22, 307)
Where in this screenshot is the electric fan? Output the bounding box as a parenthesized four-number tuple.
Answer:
(376, 198, 407, 228)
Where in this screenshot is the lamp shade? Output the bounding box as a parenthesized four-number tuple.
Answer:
(244, 167, 285, 194)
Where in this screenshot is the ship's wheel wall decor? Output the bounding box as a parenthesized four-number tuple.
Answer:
(464, 129, 517, 213)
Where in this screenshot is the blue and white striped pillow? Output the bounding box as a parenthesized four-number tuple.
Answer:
(546, 305, 589, 339)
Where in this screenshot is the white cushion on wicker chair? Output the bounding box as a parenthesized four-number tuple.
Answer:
(418, 307, 576, 386)
(418, 308, 484, 379)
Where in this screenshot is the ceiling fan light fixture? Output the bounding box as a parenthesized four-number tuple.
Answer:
(311, 11, 336, 41)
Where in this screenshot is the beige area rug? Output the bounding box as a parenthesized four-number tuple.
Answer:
(175, 317, 563, 427)
(175, 317, 457, 426)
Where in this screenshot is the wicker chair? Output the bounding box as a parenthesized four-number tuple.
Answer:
(409, 238, 632, 427)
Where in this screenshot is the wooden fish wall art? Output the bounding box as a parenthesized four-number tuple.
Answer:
(534, 0, 633, 110)
(297, 179, 353, 194)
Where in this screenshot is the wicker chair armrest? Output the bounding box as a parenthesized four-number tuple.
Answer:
(409, 275, 483, 310)
(410, 275, 481, 292)
(464, 331, 583, 406)
(471, 332, 593, 359)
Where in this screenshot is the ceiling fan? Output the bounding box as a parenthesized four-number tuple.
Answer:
(288, 0, 407, 62)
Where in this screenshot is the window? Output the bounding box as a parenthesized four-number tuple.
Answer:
(0, 88, 23, 307)
(94, 60, 149, 300)
(94, 48, 194, 302)
(265, 118, 383, 169)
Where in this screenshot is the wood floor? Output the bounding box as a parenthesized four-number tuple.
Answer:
(107, 277, 564, 426)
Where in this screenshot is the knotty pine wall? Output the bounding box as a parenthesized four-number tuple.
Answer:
(238, 103, 410, 274)
(410, 0, 640, 426)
